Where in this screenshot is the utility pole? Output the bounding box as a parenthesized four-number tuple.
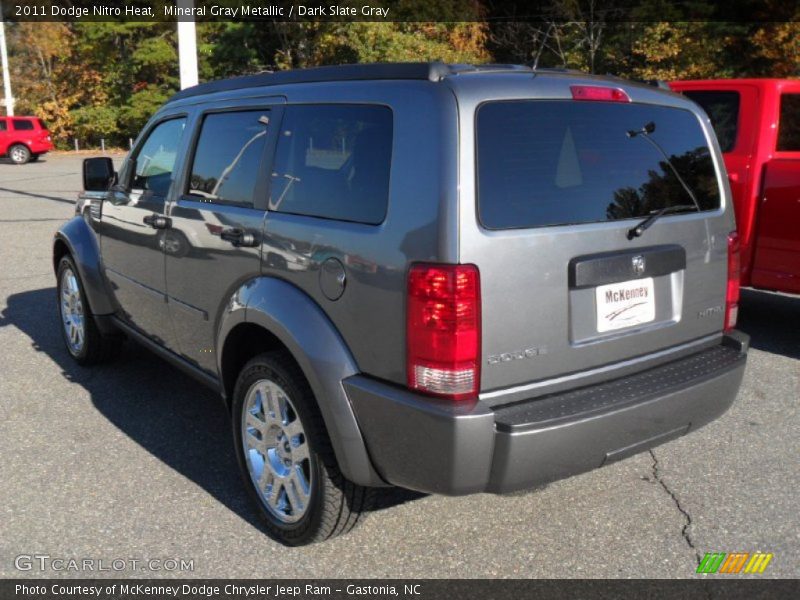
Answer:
(176, 0, 198, 90)
(0, 2, 14, 116)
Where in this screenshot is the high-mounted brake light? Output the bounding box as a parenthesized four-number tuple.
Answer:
(407, 264, 481, 401)
(725, 231, 741, 332)
(570, 85, 631, 103)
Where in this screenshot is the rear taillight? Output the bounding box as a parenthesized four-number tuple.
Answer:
(407, 264, 481, 401)
(725, 231, 741, 331)
(570, 85, 631, 103)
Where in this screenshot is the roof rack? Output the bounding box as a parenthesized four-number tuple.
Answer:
(166, 62, 590, 103)
(167, 62, 455, 103)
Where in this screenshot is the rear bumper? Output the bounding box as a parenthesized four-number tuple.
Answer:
(29, 141, 53, 154)
(346, 332, 748, 495)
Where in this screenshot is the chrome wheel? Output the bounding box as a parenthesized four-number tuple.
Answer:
(59, 268, 85, 355)
(241, 379, 312, 524)
(163, 235, 181, 255)
(9, 145, 29, 164)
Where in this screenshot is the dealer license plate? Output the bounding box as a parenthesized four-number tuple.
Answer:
(595, 277, 656, 332)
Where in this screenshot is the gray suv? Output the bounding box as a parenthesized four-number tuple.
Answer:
(54, 63, 748, 546)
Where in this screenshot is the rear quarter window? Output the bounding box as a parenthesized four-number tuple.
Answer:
(269, 104, 393, 225)
(476, 100, 721, 230)
(12, 119, 34, 131)
(777, 94, 800, 151)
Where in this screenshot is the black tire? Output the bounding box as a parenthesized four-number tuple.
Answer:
(56, 255, 121, 365)
(160, 229, 190, 258)
(8, 144, 31, 165)
(30, 154, 40, 162)
(232, 351, 373, 545)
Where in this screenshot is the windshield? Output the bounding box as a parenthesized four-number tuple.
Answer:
(476, 101, 721, 230)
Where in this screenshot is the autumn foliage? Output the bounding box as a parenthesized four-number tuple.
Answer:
(4, 1, 798, 147)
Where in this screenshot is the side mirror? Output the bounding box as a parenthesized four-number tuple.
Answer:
(83, 157, 116, 191)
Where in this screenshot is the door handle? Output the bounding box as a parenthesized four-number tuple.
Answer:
(143, 214, 171, 229)
(220, 227, 258, 248)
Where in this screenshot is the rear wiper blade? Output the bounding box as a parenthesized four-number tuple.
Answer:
(627, 204, 697, 240)
(627, 121, 703, 216)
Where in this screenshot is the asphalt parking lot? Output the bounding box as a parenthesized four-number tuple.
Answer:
(0, 153, 797, 579)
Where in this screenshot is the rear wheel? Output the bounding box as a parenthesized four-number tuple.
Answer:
(232, 351, 372, 545)
(56, 256, 120, 365)
(8, 144, 31, 165)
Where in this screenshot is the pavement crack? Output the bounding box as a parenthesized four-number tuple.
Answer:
(648, 449, 702, 565)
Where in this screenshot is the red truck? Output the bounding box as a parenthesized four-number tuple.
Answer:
(670, 79, 800, 295)
(0, 116, 54, 164)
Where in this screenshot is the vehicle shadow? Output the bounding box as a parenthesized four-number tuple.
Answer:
(737, 289, 800, 360)
(0, 287, 424, 536)
(0, 158, 49, 165)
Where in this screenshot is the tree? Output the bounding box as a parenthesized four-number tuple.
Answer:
(70, 106, 119, 144)
(312, 22, 490, 65)
(7, 22, 107, 144)
(489, 0, 622, 73)
(5, 3, 799, 147)
(73, 23, 179, 135)
(628, 22, 730, 80)
(747, 22, 800, 77)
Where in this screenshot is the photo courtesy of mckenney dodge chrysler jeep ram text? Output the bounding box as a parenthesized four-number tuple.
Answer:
(53, 63, 748, 546)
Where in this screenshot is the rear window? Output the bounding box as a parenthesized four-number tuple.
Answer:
(476, 101, 721, 230)
(269, 104, 393, 225)
(37, 119, 47, 130)
(681, 90, 739, 152)
(0, 120, 6, 132)
(12, 119, 34, 131)
(777, 94, 800, 151)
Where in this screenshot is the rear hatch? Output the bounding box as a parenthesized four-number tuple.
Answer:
(35, 119, 53, 147)
(456, 79, 733, 398)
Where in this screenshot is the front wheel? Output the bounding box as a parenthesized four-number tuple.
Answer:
(232, 351, 372, 545)
(56, 256, 120, 365)
(8, 144, 31, 165)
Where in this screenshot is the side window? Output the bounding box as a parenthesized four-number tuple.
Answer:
(682, 90, 740, 153)
(0, 120, 6, 132)
(270, 104, 393, 225)
(12, 119, 34, 131)
(777, 93, 800, 151)
(187, 110, 270, 208)
(131, 117, 187, 197)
